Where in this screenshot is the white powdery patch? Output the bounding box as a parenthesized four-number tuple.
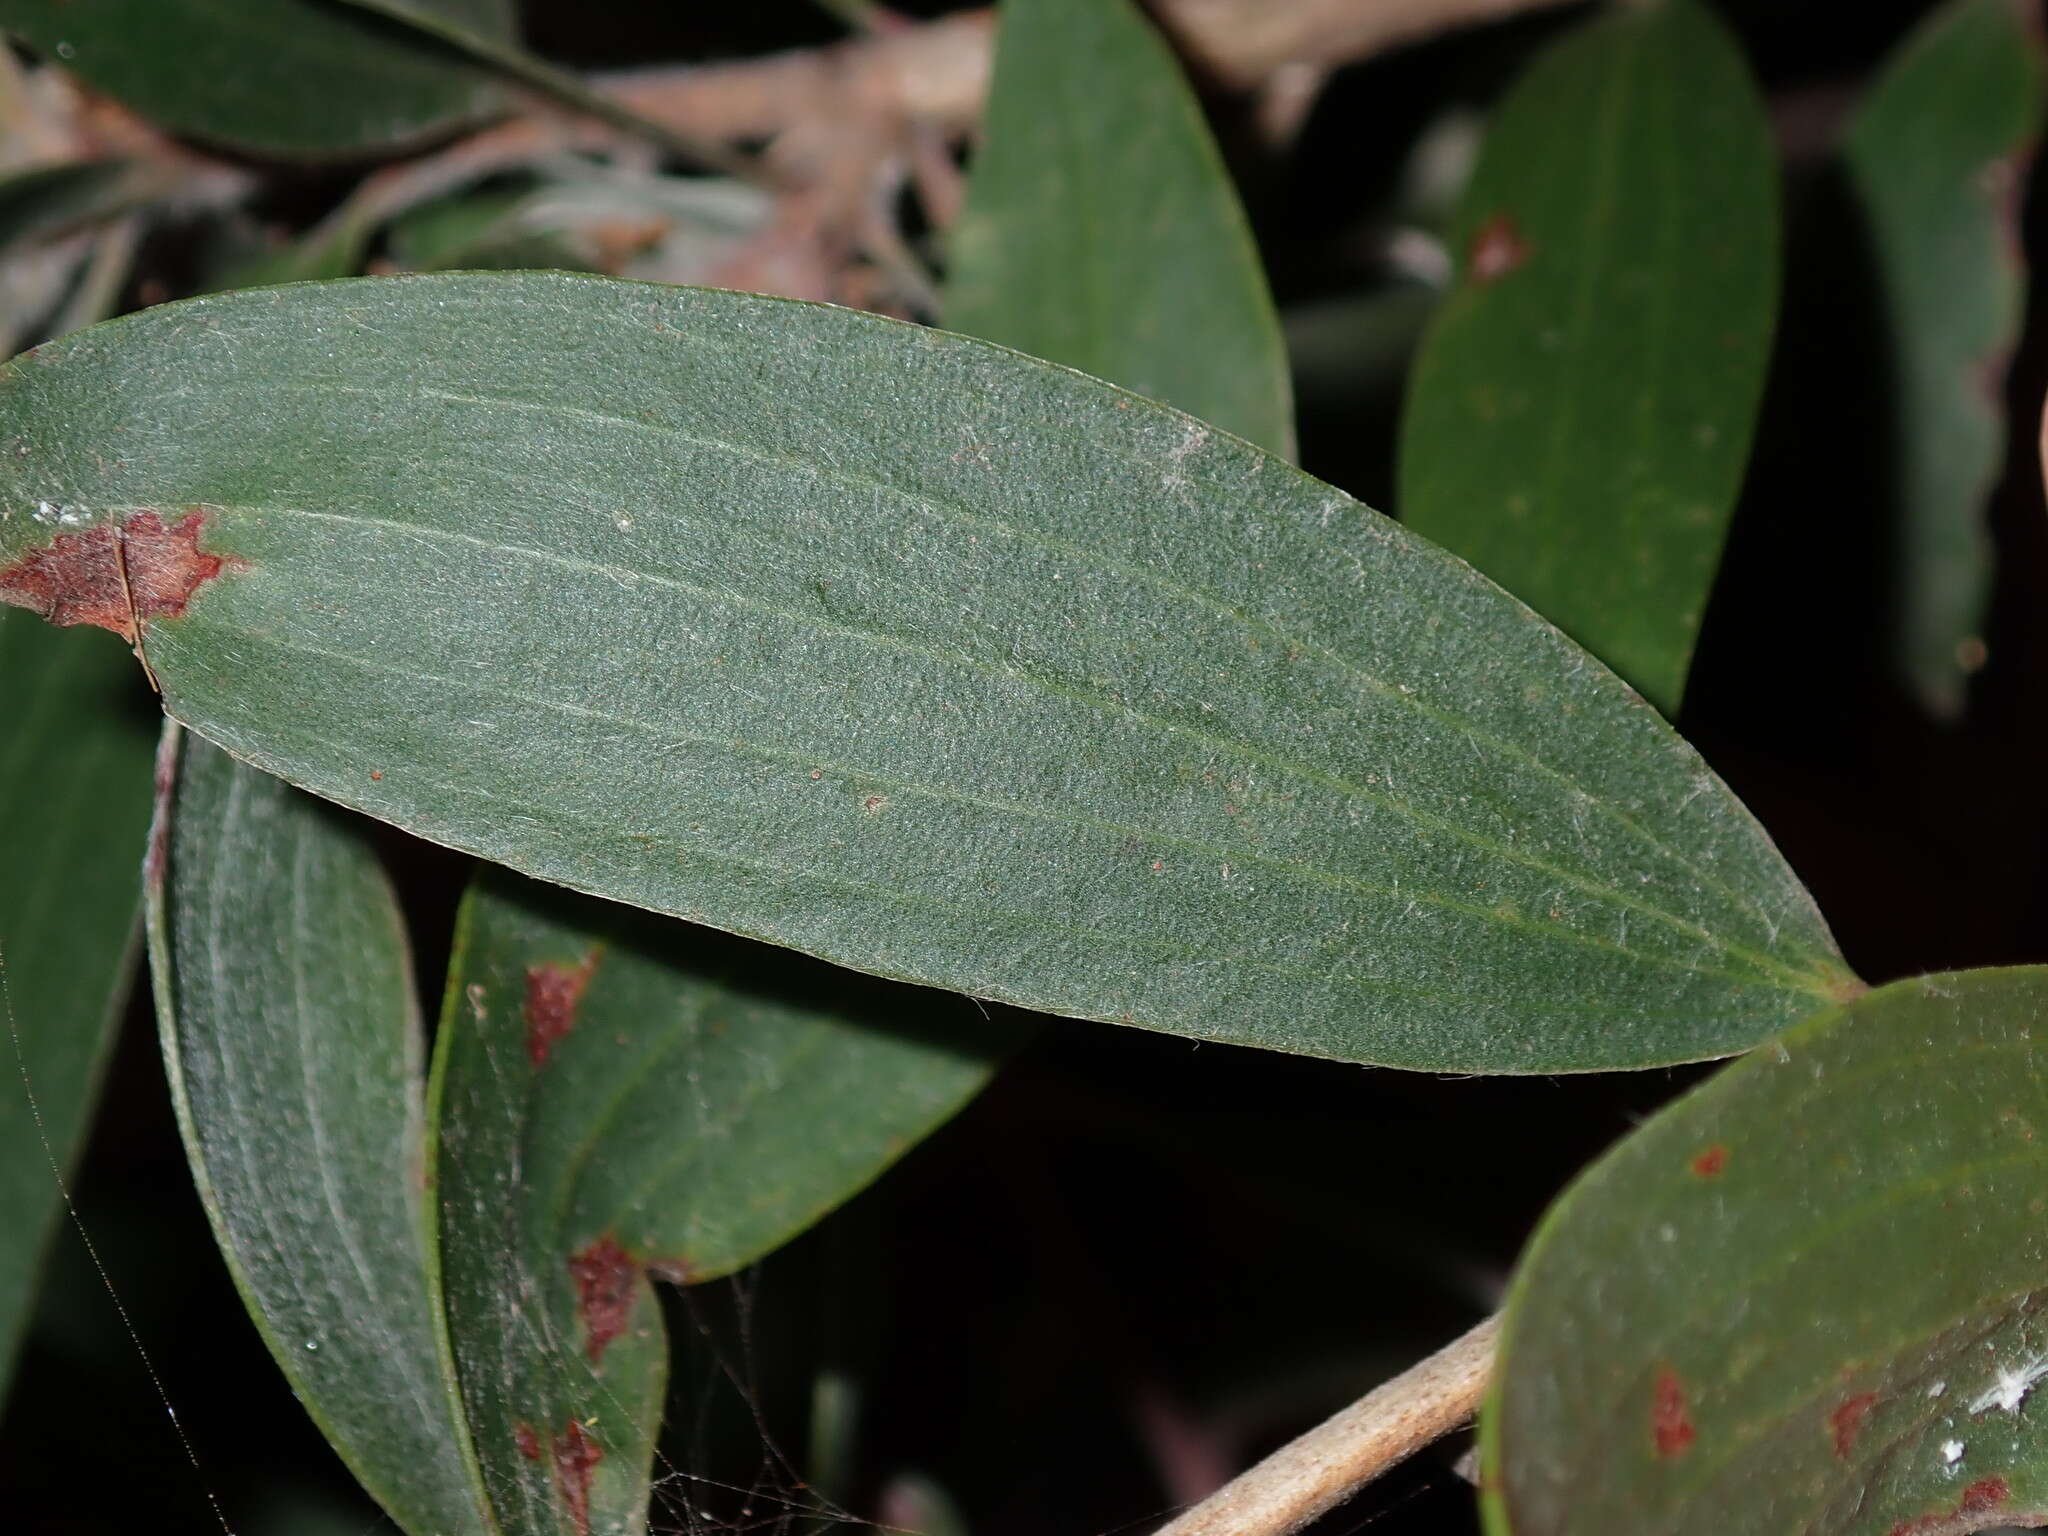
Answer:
(1968, 1353, 2048, 1415)
(1941, 1439, 1965, 1467)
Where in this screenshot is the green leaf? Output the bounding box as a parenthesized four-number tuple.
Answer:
(0, 0, 511, 157)
(0, 160, 147, 252)
(0, 613, 152, 1402)
(430, 870, 1013, 1535)
(1397, 0, 1779, 717)
(1843, 0, 2046, 718)
(146, 728, 494, 1536)
(0, 272, 1853, 1072)
(946, 0, 1294, 458)
(1484, 965, 2048, 1536)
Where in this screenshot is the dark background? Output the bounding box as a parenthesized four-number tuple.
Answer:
(4, 2, 2043, 1532)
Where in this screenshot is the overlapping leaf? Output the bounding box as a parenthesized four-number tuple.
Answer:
(0, 273, 1853, 1072)
(0, 614, 153, 1404)
(1486, 966, 2048, 1535)
(1398, 0, 1779, 716)
(146, 730, 492, 1535)
(947, 0, 1293, 457)
(148, 726, 1010, 1535)
(1844, 0, 2046, 718)
(0, 0, 510, 156)
(431, 872, 1011, 1535)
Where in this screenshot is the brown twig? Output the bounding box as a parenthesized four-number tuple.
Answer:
(601, 0, 1581, 149)
(1150, 1313, 1500, 1536)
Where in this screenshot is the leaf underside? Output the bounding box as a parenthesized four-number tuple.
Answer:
(0, 272, 1853, 1072)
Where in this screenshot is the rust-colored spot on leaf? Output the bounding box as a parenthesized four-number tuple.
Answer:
(513, 1423, 543, 1462)
(524, 952, 598, 1067)
(1828, 1391, 1877, 1457)
(0, 509, 233, 643)
(1886, 1475, 2012, 1536)
(568, 1232, 637, 1365)
(1652, 1366, 1695, 1457)
(1468, 213, 1531, 283)
(553, 1418, 603, 1536)
(1691, 1143, 1729, 1178)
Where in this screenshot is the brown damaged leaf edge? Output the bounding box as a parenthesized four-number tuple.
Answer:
(0, 509, 239, 647)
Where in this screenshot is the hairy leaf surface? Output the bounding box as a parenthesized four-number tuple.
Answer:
(0, 273, 1853, 1071)
(147, 730, 493, 1535)
(1399, 0, 1779, 716)
(1487, 966, 2048, 1536)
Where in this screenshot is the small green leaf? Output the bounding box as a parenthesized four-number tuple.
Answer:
(946, 0, 1293, 458)
(1485, 966, 2048, 1536)
(431, 871, 1013, 1535)
(1843, 0, 2046, 718)
(1398, 0, 1779, 717)
(0, 0, 510, 156)
(0, 613, 153, 1403)
(0, 273, 1852, 1072)
(147, 729, 493, 1536)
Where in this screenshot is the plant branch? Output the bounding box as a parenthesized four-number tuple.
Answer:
(600, 0, 1581, 149)
(1151, 1312, 1501, 1536)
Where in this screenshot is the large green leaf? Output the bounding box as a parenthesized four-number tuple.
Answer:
(0, 0, 510, 157)
(0, 613, 152, 1403)
(1486, 965, 2048, 1535)
(432, 871, 1009, 1536)
(146, 728, 493, 1536)
(1398, 0, 1779, 717)
(0, 272, 1853, 1072)
(945, 0, 1293, 458)
(1844, 0, 2046, 719)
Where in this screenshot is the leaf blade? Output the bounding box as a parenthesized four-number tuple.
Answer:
(0, 613, 153, 1402)
(1, 272, 1850, 1072)
(1485, 966, 2048, 1535)
(1397, 0, 1779, 716)
(0, 0, 511, 156)
(1843, 0, 2046, 717)
(945, 0, 1294, 457)
(147, 729, 494, 1536)
(432, 870, 1011, 1535)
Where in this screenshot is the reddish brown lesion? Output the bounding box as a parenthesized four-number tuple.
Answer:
(0, 509, 235, 643)
(1827, 1391, 1877, 1458)
(515, 1419, 605, 1535)
(1885, 1475, 2011, 1536)
(553, 1419, 603, 1536)
(1690, 1143, 1729, 1178)
(1651, 1366, 1695, 1457)
(1467, 212, 1531, 284)
(568, 1233, 638, 1365)
(524, 952, 600, 1068)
